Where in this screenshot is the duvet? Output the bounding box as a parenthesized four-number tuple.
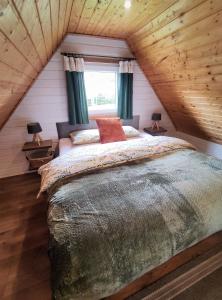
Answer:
(38, 137, 222, 300)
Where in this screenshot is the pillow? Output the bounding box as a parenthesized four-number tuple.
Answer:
(96, 118, 127, 144)
(70, 129, 100, 145)
(69, 126, 140, 145)
(123, 126, 140, 138)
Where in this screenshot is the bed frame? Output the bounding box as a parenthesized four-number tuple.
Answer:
(54, 117, 222, 299)
(56, 115, 140, 139)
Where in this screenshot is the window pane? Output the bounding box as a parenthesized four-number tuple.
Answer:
(84, 71, 117, 108)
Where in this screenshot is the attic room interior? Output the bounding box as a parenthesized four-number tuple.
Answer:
(1, 0, 222, 299)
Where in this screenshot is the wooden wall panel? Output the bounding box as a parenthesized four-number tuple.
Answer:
(57, 0, 68, 43)
(36, 0, 53, 59)
(128, 0, 222, 144)
(50, 0, 59, 50)
(0, 1, 42, 72)
(13, 0, 48, 65)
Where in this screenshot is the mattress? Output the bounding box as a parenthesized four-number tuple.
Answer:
(58, 131, 152, 156)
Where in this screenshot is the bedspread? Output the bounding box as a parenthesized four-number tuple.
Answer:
(38, 136, 194, 195)
(43, 137, 222, 300)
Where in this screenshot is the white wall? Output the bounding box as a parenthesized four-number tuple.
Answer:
(177, 132, 222, 160)
(0, 34, 174, 178)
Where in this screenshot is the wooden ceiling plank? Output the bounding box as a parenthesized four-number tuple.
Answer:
(0, 82, 29, 94)
(68, 0, 85, 33)
(35, 0, 53, 59)
(84, 0, 113, 35)
(164, 100, 222, 114)
(94, 1, 125, 37)
(0, 31, 37, 78)
(63, 0, 74, 36)
(171, 112, 222, 133)
(57, 0, 68, 42)
(124, 0, 177, 37)
(75, 0, 98, 33)
(169, 111, 222, 130)
(101, 0, 176, 38)
(99, 0, 146, 38)
(131, 36, 222, 73)
(142, 63, 222, 81)
(9, 0, 45, 71)
(131, 3, 222, 57)
(159, 91, 222, 100)
(13, 0, 48, 65)
(0, 93, 26, 128)
(133, 0, 221, 51)
(62, 0, 69, 37)
(172, 121, 222, 143)
(2, 0, 43, 71)
(131, 0, 205, 42)
(132, 31, 222, 78)
(0, 61, 33, 85)
(50, 0, 59, 50)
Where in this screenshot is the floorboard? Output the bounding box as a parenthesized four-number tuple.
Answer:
(0, 173, 51, 300)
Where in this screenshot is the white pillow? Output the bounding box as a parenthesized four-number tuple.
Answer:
(123, 126, 140, 138)
(70, 126, 140, 145)
(70, 129, 100, 145)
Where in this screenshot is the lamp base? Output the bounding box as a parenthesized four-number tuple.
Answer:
(152, 121, 160, 131)
(33, 133, 42, 146)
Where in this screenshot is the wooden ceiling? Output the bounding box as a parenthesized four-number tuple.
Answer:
(0, 0, 222, 144)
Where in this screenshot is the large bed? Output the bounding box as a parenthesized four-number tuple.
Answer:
(38, 116, 222, 300)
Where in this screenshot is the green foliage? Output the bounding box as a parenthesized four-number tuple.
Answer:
(87, 93, 115, 106)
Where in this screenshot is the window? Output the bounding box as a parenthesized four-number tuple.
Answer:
(84, 70, 117, 110)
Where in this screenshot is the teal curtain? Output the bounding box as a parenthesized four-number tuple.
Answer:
(117, 61, 133, 119)
(64, 56, 89, 125)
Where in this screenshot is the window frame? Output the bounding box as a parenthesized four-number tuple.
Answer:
(84, 63, 118, 112)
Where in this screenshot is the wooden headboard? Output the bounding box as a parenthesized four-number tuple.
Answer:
(56, 115, 140, 139)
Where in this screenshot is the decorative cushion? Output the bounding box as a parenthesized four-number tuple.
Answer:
(96, 118, 127, 144)
(70, 129, 100, 145)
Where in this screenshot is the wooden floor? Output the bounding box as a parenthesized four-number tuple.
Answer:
(0, 173, 51, 300)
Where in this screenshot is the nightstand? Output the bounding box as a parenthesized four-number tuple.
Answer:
(22, 140, 54, 170)
(143, 127, 167, 136)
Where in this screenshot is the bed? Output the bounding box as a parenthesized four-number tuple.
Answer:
(38, 116, 222, 300)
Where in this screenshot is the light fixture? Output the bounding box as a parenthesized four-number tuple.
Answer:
(27, 122, 43, 145)
(124, 0, 131, 9)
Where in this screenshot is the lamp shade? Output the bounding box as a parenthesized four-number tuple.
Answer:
(152, 113, 161, 121)
(27, 122, 42, 134)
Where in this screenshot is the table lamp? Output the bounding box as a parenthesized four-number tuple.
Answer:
(152, 113, 161, 130)
(27, 122, 42, 145)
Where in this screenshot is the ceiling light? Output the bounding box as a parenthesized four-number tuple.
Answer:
(124, 0, 131, 9)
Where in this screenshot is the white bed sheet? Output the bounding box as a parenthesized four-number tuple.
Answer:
(59, 131, 153, 156)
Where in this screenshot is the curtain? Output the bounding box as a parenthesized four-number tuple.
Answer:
(64, 56, 89, 125)
(117, 60, 134, 119)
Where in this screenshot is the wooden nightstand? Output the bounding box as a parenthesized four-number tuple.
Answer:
(22, 140, 54, 170)
(143, 127, 167, 136)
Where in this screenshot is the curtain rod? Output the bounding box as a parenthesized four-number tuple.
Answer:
(61, 52, 136, 61)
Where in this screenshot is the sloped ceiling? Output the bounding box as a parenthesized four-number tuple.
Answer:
(0, 0, 222, 144)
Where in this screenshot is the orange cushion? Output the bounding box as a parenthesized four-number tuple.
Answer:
(96, 118, 126, 144)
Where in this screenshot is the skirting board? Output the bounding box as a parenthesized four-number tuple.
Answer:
(136, 250, 222, 300)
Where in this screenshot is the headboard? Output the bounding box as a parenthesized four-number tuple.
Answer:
(56, 115, 140, 139)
